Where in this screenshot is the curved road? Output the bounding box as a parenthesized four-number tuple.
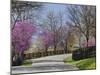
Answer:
(12, 54, 78, 74)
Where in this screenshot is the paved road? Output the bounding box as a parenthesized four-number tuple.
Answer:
(31, 54, 71, 63)
(12, 54, 78, 74)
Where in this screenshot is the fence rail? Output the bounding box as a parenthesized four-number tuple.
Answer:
(24, 50, 72, 59)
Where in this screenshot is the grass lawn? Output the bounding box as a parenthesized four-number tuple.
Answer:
(64, 56, 96, 70)
(22, 60, 32, 66)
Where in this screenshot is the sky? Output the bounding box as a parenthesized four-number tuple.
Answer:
(43, 3, 66, 14)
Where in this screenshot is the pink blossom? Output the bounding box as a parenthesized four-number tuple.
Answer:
(12, 20, 36, 53)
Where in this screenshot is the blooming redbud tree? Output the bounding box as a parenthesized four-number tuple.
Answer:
(12, 20, 36, 54)
(39, 29, 54, 52)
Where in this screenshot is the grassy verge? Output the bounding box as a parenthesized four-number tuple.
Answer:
(64, 56, 96, 70)
(22, 60, 32, 66)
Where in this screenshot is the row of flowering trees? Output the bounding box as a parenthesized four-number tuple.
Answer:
(12, 20, 95, 59)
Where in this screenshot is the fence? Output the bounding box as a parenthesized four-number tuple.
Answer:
(72, 46, 96, 60)
(24, 50, 72, 59)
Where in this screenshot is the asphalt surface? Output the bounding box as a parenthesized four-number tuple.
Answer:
(12, 54, 78, 74)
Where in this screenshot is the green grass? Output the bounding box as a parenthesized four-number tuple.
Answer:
(64, 56, 96, 70)
(22, 60, 32, 66)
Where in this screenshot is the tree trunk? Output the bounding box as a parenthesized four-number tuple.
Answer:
(54, 44, 57, 54)
(45, 45, 48, 56)
(65, 42, 67, 53)
(86, 37, 89, 48)
(79, 33, 82, 49)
